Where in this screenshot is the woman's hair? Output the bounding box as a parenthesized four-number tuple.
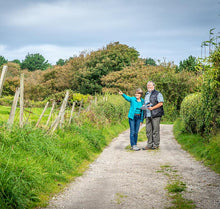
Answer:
(135, 88, 143, 96)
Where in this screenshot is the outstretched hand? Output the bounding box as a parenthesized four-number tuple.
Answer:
(119, 90, 123, 95)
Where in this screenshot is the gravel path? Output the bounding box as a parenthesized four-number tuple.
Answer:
(43, 124, 220, 209)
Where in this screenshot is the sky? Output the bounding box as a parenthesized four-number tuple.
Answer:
(0, 0, 219, 65)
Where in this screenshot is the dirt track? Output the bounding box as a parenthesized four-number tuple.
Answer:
(43, 124, 220, 209)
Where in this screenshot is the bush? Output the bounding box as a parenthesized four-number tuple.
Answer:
(0, 96, 14, 106)
(180, 93, 203, 133)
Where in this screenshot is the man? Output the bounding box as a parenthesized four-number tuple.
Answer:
(142, 81, 164, 150)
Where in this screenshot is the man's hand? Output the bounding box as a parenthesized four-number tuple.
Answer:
(148, 106, 153, 111)
(148, 102, 163, 111)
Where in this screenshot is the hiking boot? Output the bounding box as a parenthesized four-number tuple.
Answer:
(142, 146, 152, 150)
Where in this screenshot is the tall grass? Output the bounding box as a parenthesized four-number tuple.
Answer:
(173, 119, 220, 174)
(0, 95, 130, 208)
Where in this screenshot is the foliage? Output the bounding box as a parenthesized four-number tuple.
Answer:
(0, 56, 8, 66)
(182, 44, 220, 136)
(0, 96, 14, 106)
(72, 93, 90, 103)
(11, 59, 21, 65)
(102, 61, 201, 121)
(145, 57, 156, 66)
(19, 42, 139, 99)
(174, 119, 220, 173)
(200, 46, 220, 135)
(176, 55, 197, 73)
(76, 42, 139, 94)
(21, 53, 50, 71)
(56, 59, 66, 66)
(44, 90, 92, 107)
(180, 93, 203, 134)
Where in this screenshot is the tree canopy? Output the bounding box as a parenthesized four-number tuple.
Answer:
(145, 57, 156, 66)
(21, 53, 50, 71)
(0, 55, 8, 66)
(176, 55, 197, 73)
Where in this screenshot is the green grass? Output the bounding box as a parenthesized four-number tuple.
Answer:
(166, 181, 186, 193)
(158, 165, 195, 209)
(115, 192, 127, 204)
(0, 119, 129, 209)
(173, 119, 220, 174)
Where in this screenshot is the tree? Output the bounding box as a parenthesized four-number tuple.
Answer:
(21, 53, 50, 71)
(77, 42, 140, 94)
(0, 55, 8, 66)
(145, 57, 156, 66)
(176, 55, 197, 73)
(56, 59, 66, 66)
(11, 59, 21, 65)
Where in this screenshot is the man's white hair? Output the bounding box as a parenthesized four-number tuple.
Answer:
(147, 81, 155, 86)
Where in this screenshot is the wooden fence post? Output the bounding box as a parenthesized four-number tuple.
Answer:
(46, 101, 55, 127)
(20, 73, 24, 128)
(8, 87, 20, 125)
(68, 102, 76, 125)
(48, 90, 69, 132)
(94, 96, 97, 105)
(0, 65, 8, 97)
(78, 99, 83, 116)
(35, 102, 49, 127)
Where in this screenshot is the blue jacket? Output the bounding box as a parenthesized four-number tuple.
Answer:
(122, 94, 145, 122)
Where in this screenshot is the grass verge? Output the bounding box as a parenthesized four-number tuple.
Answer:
(0, 118, 129, 209)
(173, 119, 220, 174)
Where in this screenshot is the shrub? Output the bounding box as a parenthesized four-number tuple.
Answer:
(72, 93, 90, 103)
(0, 96, 14, 106)
(180, 93, 203, 133)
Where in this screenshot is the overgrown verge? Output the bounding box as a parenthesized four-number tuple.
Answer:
(173, 119, 220, 174)
(0, 95, 129, 209)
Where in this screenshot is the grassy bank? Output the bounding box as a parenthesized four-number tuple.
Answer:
(173, 119, 220, 174)
(0, 119, 129, 209)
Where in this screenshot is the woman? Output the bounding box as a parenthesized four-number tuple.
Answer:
(119, 88, 144, 151)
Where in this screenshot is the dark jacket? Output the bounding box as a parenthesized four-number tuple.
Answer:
(150, 90, 164, 118)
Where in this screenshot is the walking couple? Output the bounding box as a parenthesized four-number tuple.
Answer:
(119, 81, 164, 151)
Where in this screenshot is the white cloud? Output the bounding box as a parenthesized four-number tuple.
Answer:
(0, 44, 99, 64)
(4, 0, 134, 32)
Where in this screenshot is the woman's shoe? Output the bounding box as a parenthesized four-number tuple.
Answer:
(133, 145, 140, 151)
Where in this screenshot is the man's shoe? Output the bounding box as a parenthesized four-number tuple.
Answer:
(142, 146, 152, 150)
(133, 145, 140, 151)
